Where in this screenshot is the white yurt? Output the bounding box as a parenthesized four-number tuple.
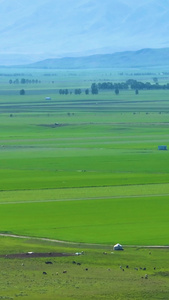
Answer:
(113, 243, 123, 250)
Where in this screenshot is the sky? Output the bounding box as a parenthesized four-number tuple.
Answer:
(0, 0, 168, 64)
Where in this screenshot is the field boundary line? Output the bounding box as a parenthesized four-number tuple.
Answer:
(1, 192, 169, 205)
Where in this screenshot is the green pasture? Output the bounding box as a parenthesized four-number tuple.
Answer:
(0, 66, 169, 85)
(0, 194, 169, 245)
(0, 69, 169, 246)
(0, 117, 169, 192)
(0, 237, 169, 300)
(1, 183, 169, 203)
(1, 69, 169, 299)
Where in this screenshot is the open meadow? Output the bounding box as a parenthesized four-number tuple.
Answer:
(0, 68, 169, 298)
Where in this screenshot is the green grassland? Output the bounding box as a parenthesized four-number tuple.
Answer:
(0, 237, 169, 300)
(0, 71, 169, 245)
(1, 68, 169, 298)
(1, 195, 169, 245)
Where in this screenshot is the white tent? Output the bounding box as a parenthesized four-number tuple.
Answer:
(113, 243, 123, 250)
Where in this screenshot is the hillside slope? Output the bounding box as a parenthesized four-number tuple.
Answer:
(26, 48, 169, 69)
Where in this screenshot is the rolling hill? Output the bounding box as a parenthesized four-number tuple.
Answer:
(25, 48, 169, 69)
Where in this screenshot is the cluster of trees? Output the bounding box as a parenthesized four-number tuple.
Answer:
(97, 82, 128, 90)
(91, 83, 98, 94)
(119, 72, 158, 76)
(91, 82, 123, 95)
(59, 88, 90, 95)
(59, 89, 69, 95)
(0, 73, 26, 77)
(92, 79, 169, 91)
(75, 88, 90, 95)
(9, 78, 41, 84)
(126, 79, 169, 90)
(44, 73, 58, 76)
(74, 89, 82, 95)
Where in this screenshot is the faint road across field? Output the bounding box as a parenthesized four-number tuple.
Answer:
(0, 233, 169, 249)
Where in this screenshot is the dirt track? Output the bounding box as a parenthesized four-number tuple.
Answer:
(0, 252, 74, 259)
(0, 233, 169, 250)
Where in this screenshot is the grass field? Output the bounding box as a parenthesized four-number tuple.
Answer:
(0, 79, 169, 244)
(1, 194, 169, 245)
(0, 236, 169, 300)
(1, 68, 169, 298)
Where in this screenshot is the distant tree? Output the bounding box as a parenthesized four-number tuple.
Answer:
(14, 79, 19, 84)
(91, 83, 98, 94)
(135, 89, 139, 95)
(74, 89, 82, 95)
(153, 77, 158, 83)
(20, 89, 25, 95)
(115, 88, 119, 95)
(21, 78, 26, 84)
(59, 89, 69, 95)
(9, 79, 12, 84)
(85, 89, 89, 95)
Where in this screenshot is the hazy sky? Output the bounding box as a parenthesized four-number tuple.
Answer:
(0, 0, 168, 63)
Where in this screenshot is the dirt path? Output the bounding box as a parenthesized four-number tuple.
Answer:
(0, 233, 77, 244)
(0, 233, 169, 249)
(0, 252, 75, 259)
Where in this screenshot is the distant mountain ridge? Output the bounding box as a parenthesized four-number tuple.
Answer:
(25, 48, 169, 69)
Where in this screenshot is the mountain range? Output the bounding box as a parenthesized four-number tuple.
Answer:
(24, 48, 169, 69)
(0, 0, 169, 65)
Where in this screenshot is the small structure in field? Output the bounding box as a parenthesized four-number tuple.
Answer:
(113, 243, 123, 251)
(158, 145, 167, 150)
(45, 97, 51, 100)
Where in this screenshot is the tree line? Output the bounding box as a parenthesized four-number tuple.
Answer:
(9, 78, 41, 84)
(59, 88, 89, 95)
(93, 79, 169, 91)
(20, 79, 169, 97)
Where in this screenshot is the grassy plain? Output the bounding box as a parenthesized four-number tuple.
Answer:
(0, 236, 169, 300)
(0, 70, 169, 244)
(1, 195, 169, 245)
(0, 68, 169, 298)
